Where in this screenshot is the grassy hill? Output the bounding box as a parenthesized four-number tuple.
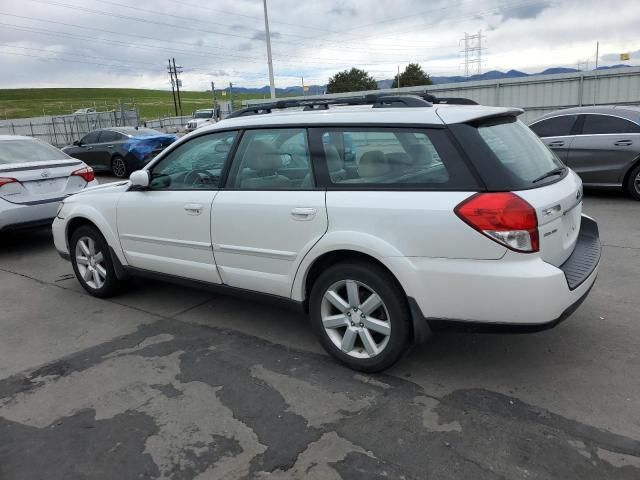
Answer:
(0, 88, 274, 121)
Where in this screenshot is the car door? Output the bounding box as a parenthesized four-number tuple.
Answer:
(96, 130, 122, 170)
(211, 128, 328, 297)
(528, 114, 579, 162)
(566, 114, 640, 184)
(117, 130, 238, 283)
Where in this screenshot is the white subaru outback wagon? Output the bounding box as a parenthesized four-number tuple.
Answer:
(53, 94, 601, 372)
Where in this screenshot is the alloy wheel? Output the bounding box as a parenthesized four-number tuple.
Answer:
(112, 157, 126, 178)
(321, 279, 391, 358)
(75, 236, 107, 289)
(635, 171, 640, 195)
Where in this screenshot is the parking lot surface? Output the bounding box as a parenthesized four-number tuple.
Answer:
(1, 181, 639, 479)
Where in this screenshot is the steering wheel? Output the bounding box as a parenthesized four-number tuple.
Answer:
(184, 169, 219, 187)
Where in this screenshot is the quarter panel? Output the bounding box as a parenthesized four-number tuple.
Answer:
(324, 191, 506, 259)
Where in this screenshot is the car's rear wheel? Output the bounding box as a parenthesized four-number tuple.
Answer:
(111, 155, 128, 178)
(70, 225, 121, 298)
(625, 163, 640, 201)
(309, 261, 410, 372)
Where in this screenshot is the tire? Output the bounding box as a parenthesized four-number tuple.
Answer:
(309, 261, 411, 372)
(111, 155, 128, 179)
(625, 163, 640, 201)
(70, 225, 121, 298)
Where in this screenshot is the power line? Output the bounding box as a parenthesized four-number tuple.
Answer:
(0, 17, 449, 67)
(0, 49, 151, 70)
(25, 0, 446, 54)
(0, 43, 157, 66)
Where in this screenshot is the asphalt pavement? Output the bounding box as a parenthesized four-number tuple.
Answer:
(0, 182, 639, 479)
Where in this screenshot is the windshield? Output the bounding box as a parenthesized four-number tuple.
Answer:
(194, 111, 213, 119)
(0, 139, 70, 164)
(477, 118, 563, 185)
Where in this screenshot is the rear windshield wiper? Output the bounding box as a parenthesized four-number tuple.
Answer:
(532, 166, 566, 184)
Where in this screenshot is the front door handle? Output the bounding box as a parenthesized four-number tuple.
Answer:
(107, 145, 114, 149)
(184, 203, 203, 215)
(614, 140, 633, 147)
(291, 207, 317, 220)
(548, 140, 565, 148)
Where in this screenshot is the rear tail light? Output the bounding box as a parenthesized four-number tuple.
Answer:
(0, 177, 17, 188)
(71, 166, 95, 183)
(455, 192, 539, 253)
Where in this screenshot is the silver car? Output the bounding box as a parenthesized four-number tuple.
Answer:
(529, 105, 640, 200)
(0, 135, 99, 232)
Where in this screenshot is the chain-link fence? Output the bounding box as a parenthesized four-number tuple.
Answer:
(0, 109, 139, 147)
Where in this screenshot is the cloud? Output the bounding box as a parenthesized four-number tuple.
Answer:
(0, 0, 638, 92)
(497, 1, 550, 21)
(329, 6, 357, 16)
(251, 31, 282, 41)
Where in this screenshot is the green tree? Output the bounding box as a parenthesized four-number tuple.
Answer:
(391, 63, 433, 88)
(326, 68, 378, 94)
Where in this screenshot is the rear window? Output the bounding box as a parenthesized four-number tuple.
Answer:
(477, 118, 564, 186)
(581, 114, 640, 134)
(314, 128, 478, 189)
(0, 139, 69, 164)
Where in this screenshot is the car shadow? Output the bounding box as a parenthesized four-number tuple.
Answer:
(0, 228, 54, 257)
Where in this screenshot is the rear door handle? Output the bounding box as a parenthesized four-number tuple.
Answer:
(291, 207, 317, 220)
(184, 203, 203, 215)
(107, 145, 114, 149)
(614, 140, 633, 146)
(548, 140, 565, 147)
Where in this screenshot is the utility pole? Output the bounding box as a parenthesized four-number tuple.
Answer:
(211, 81, 217, 118)
(263, 0, 276, 99)
(168, 59, 178, 116)
(301, 76, 304, 97)
(397, 65, 401, 89)
(172, 58, 183, 116)
(229, 82, 234, 112)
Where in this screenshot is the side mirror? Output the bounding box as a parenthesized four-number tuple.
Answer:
(129, 170, 150, 188)
(73, 140, 81, 146)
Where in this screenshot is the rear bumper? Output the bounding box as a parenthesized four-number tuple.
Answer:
(0, 199, 59, 231)
(391, 214, 600, 329)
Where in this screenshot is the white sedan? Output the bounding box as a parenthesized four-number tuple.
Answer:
(0, 135, 98, 232)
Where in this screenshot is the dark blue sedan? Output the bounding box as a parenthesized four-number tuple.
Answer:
(62, 127, 178, 178)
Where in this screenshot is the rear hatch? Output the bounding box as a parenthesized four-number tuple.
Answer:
(446, 113, 583, 267)
(0, 159, 88, 205)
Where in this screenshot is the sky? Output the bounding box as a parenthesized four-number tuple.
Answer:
(0, 0, 639, 90)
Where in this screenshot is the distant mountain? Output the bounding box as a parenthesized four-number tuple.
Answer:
(229, 65, 634, 94)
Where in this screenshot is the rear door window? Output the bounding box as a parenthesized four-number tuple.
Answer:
(227, 128, 313, 190)
(529, 115, 578, 137)
(99, 130, 124, 143)
(313, 128, 477, 189)
(581, 114, 640, 134)
(477, 118, 564, 186)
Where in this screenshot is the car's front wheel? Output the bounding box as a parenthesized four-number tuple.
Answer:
(70, 225, 121, 298)
(625, 162, 640, 201)
(309, 261, 411, 372)
(111, 155, 128, 178)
